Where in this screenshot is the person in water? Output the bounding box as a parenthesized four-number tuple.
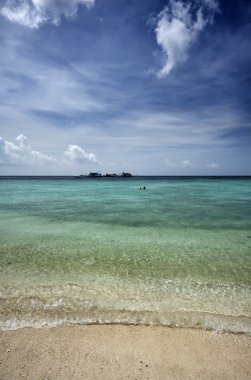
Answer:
(139, 186, 146, 190)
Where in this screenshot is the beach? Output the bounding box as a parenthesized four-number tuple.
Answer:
(1, 0, 250, 375)
(0, 325, 250, 379)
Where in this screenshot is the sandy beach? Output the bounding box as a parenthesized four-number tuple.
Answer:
(0, 325, 250, 380)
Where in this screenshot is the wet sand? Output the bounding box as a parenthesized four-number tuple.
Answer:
(0, 325, 250, 380)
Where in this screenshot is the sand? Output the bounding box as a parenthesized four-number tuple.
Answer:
(0, 325, 250, 380)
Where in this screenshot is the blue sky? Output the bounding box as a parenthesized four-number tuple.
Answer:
(0, 0, 250, 175)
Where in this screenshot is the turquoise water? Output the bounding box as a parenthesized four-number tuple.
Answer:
(0, 177, 251, 333)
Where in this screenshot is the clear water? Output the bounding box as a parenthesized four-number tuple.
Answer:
(0, 177, 250, 333)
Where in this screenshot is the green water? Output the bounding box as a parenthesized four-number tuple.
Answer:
(0, 177, 250, 333)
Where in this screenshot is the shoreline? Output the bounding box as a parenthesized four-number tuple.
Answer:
(1, 320, 251, 336)
(1, 325, 250, 379)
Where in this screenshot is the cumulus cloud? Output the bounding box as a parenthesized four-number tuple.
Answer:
(164, 158, 192, 167)
(164, 158, 178, 167)
(0, 135, 56, 165)
(0, 0, 95, 28)
(64, 144, 97, 164)
(0, 136, 98, 167)
(154, 0, 219, 77)
(182, 159, 192, 167)
(15, 134, 31, 150)
(206, 162, 220, 168)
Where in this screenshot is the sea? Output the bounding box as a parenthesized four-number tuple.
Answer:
(0, 176, 250, 334)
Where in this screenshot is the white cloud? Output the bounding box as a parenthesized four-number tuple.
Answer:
(164, 158, 192, 167)
(0, 1, 46, 28)
(0, 0, 95, 28)
(164, 158, 178, 167)
(64, 144, 97, 164)
(155, 0, 219, 77)
(206, 162, 220, 168)
(0, 135, 56, 165)
(0, 136, 98, 168)
(182, 159, 192, 167)
(15, 134, 30, 150)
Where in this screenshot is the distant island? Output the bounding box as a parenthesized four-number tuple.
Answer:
(76, 172, 133, 178)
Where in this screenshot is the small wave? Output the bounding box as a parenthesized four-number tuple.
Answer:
(1, 310, 250, 335)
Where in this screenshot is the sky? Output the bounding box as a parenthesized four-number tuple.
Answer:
(0, 0, 250, 175)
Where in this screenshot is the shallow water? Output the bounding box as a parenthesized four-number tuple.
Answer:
(0, 177, 250, 333)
